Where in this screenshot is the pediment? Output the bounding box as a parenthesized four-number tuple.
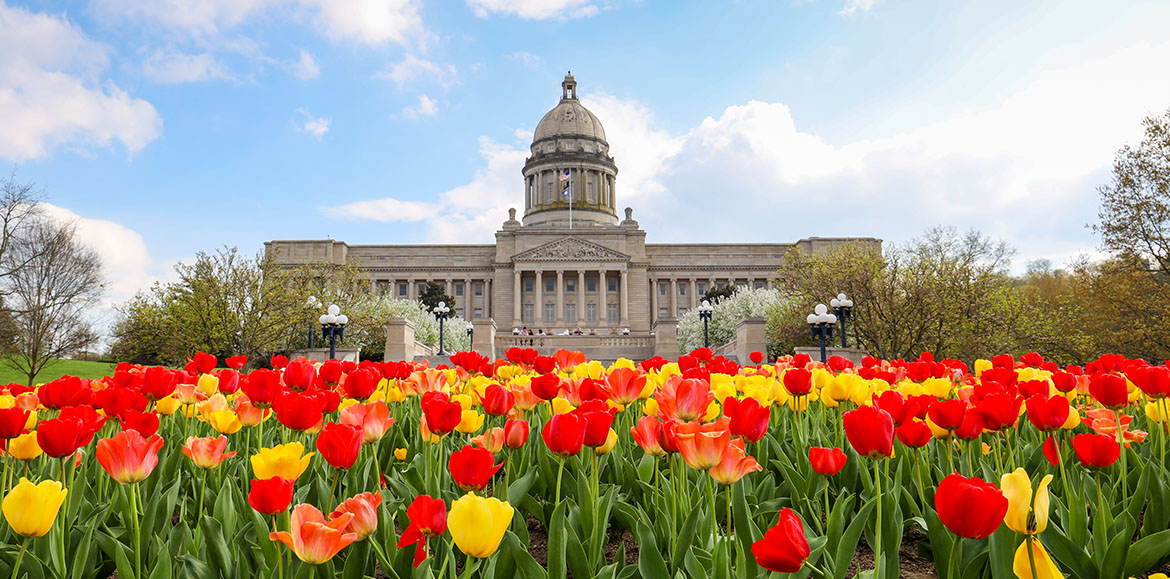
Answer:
(512, 237, 629, 262)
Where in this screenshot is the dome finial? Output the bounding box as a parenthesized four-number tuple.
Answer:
(562, 72, 577, 100)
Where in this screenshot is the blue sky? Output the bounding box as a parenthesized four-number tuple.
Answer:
(4, 0, 1170, 316)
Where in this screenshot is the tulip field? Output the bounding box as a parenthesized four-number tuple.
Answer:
(3, 348, 1170, 578)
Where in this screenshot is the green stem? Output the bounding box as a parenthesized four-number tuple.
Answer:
(460, 557, 478, 579)
(873, 460, 882, 576)
(10, 537, 28, 579)
(1115, 408, 1128, 498)
(554, 457, 566, 506)
(327, 469, 340, 513)
(131, 483, 142, 579)
(272, 516, 284, 579)
(948, 535, 961, 579)
(1026, 535, 1038, 579)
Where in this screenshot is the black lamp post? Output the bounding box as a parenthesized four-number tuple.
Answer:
(318, 304, 348, 360)
(830, 293, 854, 348)
(434, 301, 450, 356)
(467, 326, 474, 346)
(806, 304, 837, 363)
(697, 299, 714, 348)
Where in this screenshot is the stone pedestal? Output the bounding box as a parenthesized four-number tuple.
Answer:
(652, 317, 678, 359)
(734, 317, 768, 365)
(472, 320, 497, 360)
(384, 318, 417, 362)
(795, 346, 868, 365)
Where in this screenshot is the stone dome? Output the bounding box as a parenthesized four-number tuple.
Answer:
(533, 73, 607, 142)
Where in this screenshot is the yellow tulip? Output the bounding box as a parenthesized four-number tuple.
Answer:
(1146, 402, 1166, 423)
(155, 395, 181, 415)
(452, 394, 473, 410)
(251, 443, 314, 481)
(208, 410, 243, 435)
(7, 432, 42, 460)
(1001, 468, 1052, 536)
(610, 358, 635, 371)
(552, 398, 576, 415)
(1012, 537, 1063, 579)
(926, 416, 951, 439)
(594, 429, 618, 455)
(197, 373, 219, 396)
(448, 493, 514, 558)
(394, 448, 408, 460)
(712, 382, 737, 405)
(456, 410, 484, 434)
(1149, 574, 1169, 579)
(1061, 408, 1081, 430)
(704, 401, 721, 421)
(974, 359, 992, 377)
(2, 478, 67, 537)
(642, 398, 659, 417)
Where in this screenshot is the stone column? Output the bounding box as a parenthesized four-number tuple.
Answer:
(620, 269, 629, 325)
(690, 279, 698, 308)
(577, 270, 585, 324)
(669, 276, 678, 319)
(556, 270, 565, 324)
(486, 278, 492, 318)
(767, 279, 773, 291)
(464, 277, 472, 318)
(599, 270, 608, 325)
(535, 270, 543, 323)
(512, 270, 521, 326)
(471, 319, 497, 360)
(408, 278, 416, 300)
(650, 277, 659, 324)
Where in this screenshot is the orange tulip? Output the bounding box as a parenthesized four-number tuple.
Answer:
(339, 401, 395, 445)
(673, 417, 731, 470)
(709, 438, 762, 484)
(181, 436, 236, 469)
(96, 430, 164, 484)
(330, 492, 381, 540)
(270, 504, 358, 564)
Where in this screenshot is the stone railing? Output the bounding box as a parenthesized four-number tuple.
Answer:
(495, 334, 655, 362)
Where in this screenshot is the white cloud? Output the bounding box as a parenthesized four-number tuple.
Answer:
(505, 51, 541, 68)
(289, 49, 319, 80)
(581, 91, 683, 204)
(0, 1, 162, 161)
(838, 0, 877, 16)
(142, 50, 231, 83)
(467, 0, 599, 20)
(401, 95, 439, 119)
(95, 0, 425, 47)
(294, 108, 330, 140)
(324, 197, 439, 222)
(375, 53, 456, 87)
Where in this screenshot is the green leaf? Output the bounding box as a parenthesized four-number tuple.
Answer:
(1124, 527, 1170, 577)
(635, 519, 669, 579)
(833, 497, 875, 579)
(502, 531, 547, 579)
(985, 525, 1015, 579)
(1039, 531, 1095, 579)
(547, 501, 568, 579)
(341, 540, 369, 579)
(200, 515, 233, 577)
(507, 468, 539, 506)
(731, 480, 762, 579)
(672, 503, 704, 569)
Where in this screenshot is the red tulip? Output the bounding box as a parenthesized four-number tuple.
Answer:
(249, 477, 294, 514)
(120, 410, 160, 438)
(243, 368, 283, 409)
(1051, 371, 1077, 393)
(1130, 366, 1170, 399)
(319, 360, 344, 385)
(283, 359, 317, 392)
(96, 429, 165, 484)
(533, 356, 556, 375)
(953, 411, 985, 441)
(215, 369, 241, 394)
(972, 393, 1022, 431)
(1072, 432, 1120, 468)
(95, 386, 148, 420)
(1025, 394, 1070, 432)
(542, 412, 586, 458)
(37, 376, 94, 409)
(0, 407, 30, 439)
(895, 419, 932, 448)
(226, 355, 247, 370)
(1089, 373, 1129, 409)
(448, 445, 503, 491)
(782, 368, 812, 396)
(873, 390, 920, 428)
(36, 416, 87, 458)
(529, 373, 562, 401)
(927, 398, 967, 431)
(574, 400, 617, 447)
(342, 367, 381, 401)
(316, 423, 363, 469)
(605, 368, 647, 406)
(60, 405, 107, 446)
(843, 405, 894, 459)
(724, 396, 770, 443)
(421, 392, 463, 435)
(749, 351, 765, 364)
(274, 391, 326, 431)
(934, 473, 1007, 539)
(140, 366, 178, 401)
(808, 447, 847, 476)
(339, 401, 395, 445)
(271, 354, 290, 369)
(631, 416, 668, 457)
(655, 377, 713, 423)
(751, 508, 810, 573)
(397, 495, 448, 567)
(187, 351, 217, 375)
(1042, 436, 1060, 467)
(503, 419, 529, 449)
(482, 384, 515, 416)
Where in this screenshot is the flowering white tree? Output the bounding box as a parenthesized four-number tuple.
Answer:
(345, 294, 470, 358)
(677, 287, 790, 356)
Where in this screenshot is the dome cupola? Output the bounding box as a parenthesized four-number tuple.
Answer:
(522, 73, 619, 227)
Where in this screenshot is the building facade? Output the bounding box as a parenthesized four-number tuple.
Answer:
(267, 74, 879, 337)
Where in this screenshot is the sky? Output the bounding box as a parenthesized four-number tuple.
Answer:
(4, 0, 1170, 326)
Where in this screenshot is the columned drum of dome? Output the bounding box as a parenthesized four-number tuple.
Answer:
(522, 73, 620, 227)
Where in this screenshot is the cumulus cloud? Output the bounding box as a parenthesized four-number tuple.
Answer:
(375, 53, 456, 87)
(288, 49, 320, 80)
(294, 108, 330, 139)
(401, 95, 439, 119)
(0, 1, 162, 161)
(466, 0, 600, 20)
(838, 0, 877, 16)
(142, 50, 232, 83)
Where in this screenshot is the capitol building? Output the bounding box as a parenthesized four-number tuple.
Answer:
(268, 74, 877, 352)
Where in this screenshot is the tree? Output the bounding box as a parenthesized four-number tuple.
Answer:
(0, 171, 46, 303)
(1, 218, 103, 385)
(1095, 107, 1170, 273)
(417, 281, 455, 313)
(700, 284, 738, 305)
(678, 288, 790, 357)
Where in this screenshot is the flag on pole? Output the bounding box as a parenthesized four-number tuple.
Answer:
(559, 170, 570, 182)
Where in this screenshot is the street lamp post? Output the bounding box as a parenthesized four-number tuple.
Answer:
(306, 296, 322, 349)
(697, 300, 714, 348)
(830, 293, 854, 348)
(806, 304, 837, 364)
(434, 301, 451, 356)
(467, 326, 474, 346)
(318, 304, 348, 360)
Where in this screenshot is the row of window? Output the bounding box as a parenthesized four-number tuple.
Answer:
(521, 303, 618, 323)
(656, 280, 768, 296)
(524, 277, 618, 293)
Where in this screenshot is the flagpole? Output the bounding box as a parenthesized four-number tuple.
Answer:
(569, 169, 573, 229)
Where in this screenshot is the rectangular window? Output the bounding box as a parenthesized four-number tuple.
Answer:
(398, 283, 407, 297)
(567, 279, 576, 292)
(716, 282, 726, 290)
(474, 308, 483, 319)
(567, 304, 576, 323)
(587, 304, 597, 322)
(525, 279, 534, 292)
(545, 304, 555, 321)
(678, 307, 686, 318)
(607, 304, 618, 322)
(474, 282, 483, 296)
(608, 278, 617, 292)
(678, 282, 687, 296)
(587, 279, 597, 292)
(754, 281, 765, 290)
(417, 283, 426, 295)
(546, 278, 555, 293)
(523, 304, 534, 323)
(658, 282, 668, 296)
(455, 283, 464, 297)
(658, 307, 669, 319)
(697, 282, 707, 296)
(455, 308, 463, 318)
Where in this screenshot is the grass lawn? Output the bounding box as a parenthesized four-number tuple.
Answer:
(0, 357, 116, 386)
